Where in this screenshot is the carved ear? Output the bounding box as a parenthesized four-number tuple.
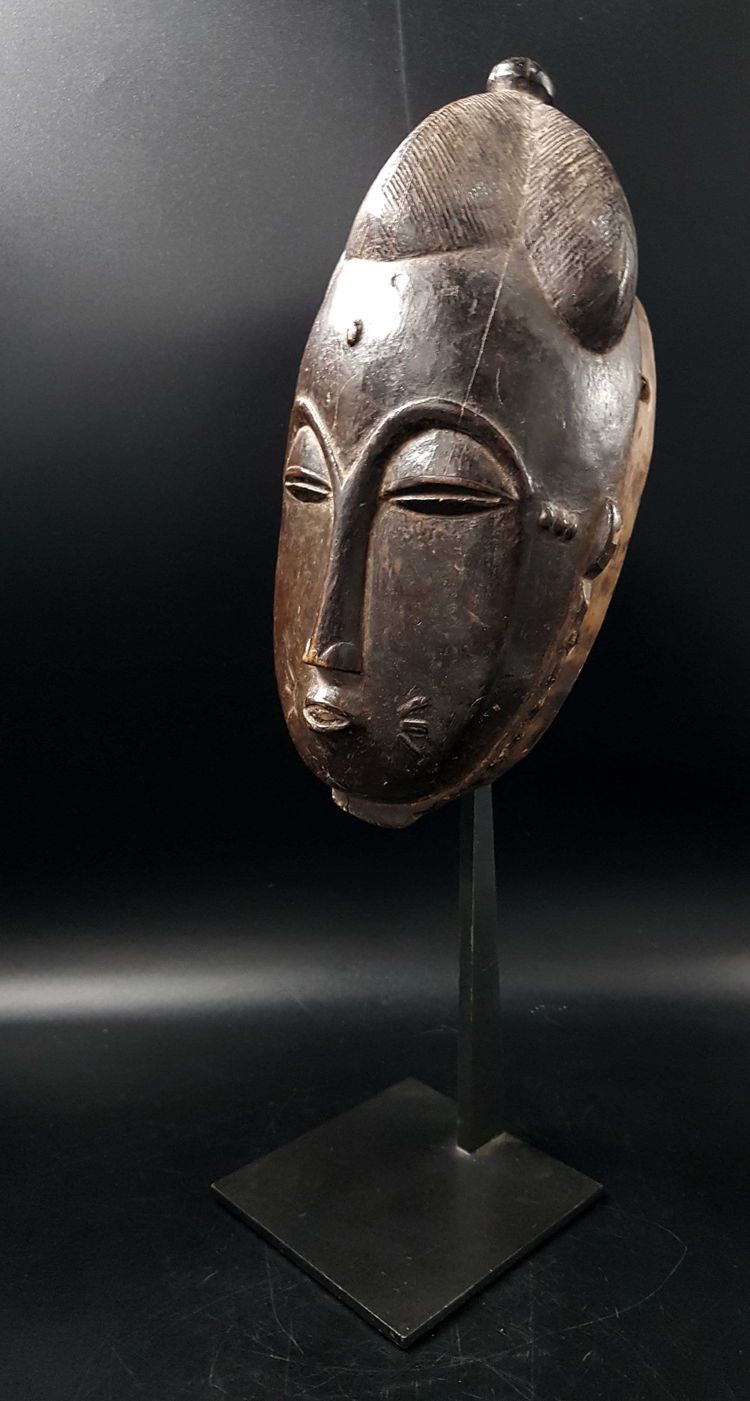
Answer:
(585, 498, 622, 577)
(523, 107, 637, 353)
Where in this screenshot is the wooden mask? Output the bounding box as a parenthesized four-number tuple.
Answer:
(274, 58, 656, 827)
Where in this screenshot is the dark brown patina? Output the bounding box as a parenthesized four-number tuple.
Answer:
(274, 58, 656, 826)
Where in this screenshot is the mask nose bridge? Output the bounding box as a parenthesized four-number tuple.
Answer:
(303, 451, 376, 675)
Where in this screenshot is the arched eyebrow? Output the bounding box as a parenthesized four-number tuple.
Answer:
(292, 395, 529, 498)
(361, 399, 529, 499)
(290, 399, 344, 486)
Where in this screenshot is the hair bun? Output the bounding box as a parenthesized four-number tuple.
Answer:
(523, 104, 637, 352)
(346, 76, 637, 353)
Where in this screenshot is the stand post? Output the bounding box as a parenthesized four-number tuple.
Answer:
(457, 785, 503, 1152)
(212, 781, 602, 1347)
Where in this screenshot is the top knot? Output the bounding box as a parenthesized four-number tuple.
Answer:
(487, 57, 554, 103)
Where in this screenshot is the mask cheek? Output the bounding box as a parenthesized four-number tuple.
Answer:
(361, 504, 522, 759)
(273, 493, 334, 712)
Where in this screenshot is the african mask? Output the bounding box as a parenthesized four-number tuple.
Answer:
(274, 57, 656, 827)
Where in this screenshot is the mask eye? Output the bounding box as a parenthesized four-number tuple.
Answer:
(381, 428, 521, 517)
(382, 477, 509, 516)
(284, 464, 332, 503)
(284, 424, 332, 503)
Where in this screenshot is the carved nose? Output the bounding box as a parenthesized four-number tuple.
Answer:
(303, 640, 362, 673)
(304, 483, 369, 676)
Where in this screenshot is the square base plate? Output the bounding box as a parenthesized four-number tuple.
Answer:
(212, 1078, 602, 1347)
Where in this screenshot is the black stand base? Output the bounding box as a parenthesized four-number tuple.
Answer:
(212, 1078, 602, 1347)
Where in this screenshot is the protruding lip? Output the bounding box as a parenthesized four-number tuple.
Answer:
(302, 699, 353, 734)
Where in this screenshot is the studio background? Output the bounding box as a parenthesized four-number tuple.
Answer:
(2, 3, 748, 1399)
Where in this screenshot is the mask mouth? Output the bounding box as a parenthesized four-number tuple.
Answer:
(302, 699, 354, 734)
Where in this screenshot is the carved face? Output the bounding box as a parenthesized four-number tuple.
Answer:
(274, 74, 655, 825)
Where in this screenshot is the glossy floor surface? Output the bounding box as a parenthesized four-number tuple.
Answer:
(3, 861, 747, 1401)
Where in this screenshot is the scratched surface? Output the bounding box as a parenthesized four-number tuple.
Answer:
(2, 977, 747, 1400)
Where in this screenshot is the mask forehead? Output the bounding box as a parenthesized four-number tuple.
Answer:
(294, 251, 641, 506)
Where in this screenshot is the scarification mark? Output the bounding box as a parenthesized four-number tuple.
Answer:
(398, 731, 426, 755)
(398, 694, 429, 714)
(538, 502, 578, 540)
(400, 717, 429, 738)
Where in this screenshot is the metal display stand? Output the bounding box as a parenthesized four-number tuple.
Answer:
(212, 786, 602, 1347)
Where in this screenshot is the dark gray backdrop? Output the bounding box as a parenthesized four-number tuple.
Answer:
(2, 3, 748, 1399)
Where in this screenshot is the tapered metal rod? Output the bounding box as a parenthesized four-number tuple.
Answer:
(456, 785, 503, 1152)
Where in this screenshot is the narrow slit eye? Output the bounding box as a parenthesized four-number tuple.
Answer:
(382, 477, 510, 516)
(284, 464, 332, 503)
